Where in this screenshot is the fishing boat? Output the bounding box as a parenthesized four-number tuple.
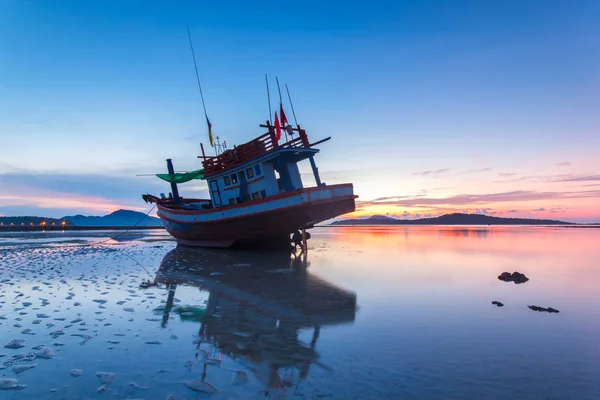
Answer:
(142, 30, 356, 248)
(142, 122, 357, 248)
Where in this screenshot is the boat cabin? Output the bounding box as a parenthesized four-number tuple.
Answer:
(199, 123, 324, 208)
(145, 120, 355, 248)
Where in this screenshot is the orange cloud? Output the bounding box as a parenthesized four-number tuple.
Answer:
(0, 192, 144, 214)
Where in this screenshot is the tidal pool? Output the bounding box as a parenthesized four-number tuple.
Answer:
(1, 227, 599, 399)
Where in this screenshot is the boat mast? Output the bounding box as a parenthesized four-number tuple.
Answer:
(265, 74, 273, 125)
(285, 83, 299, 127)
(275, 77, 289, 142)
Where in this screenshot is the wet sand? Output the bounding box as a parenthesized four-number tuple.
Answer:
(1, 227, 600, 399)
(0, 226, 164, 232)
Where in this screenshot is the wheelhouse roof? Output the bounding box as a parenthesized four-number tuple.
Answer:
(202, 147, 319, 181)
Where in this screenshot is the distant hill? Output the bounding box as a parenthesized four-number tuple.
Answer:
(0, 210, 162, 228)
(361, 215, 398, 223)
(330, 213, 573, 226)
(63, 209, 162, 227)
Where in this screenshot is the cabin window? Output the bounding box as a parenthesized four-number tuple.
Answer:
(238, 171, 245, 181)
(246, 167, 254, 179)
(228, 198, 235, 205)
(230, 174, 238, 184)
(243, 194, 251, 202)
(260, 189, 267, 198)
(224, 176, 231, 186)
(236, 197, 241, 204)
(252, 192, 260, 200)
(254, 164, 262, 176)
(209, 180, 222, 206)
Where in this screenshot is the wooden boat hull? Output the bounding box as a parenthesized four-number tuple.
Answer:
(156, 184, 356, 248)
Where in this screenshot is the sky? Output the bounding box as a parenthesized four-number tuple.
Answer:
(1, 0, 599, 223)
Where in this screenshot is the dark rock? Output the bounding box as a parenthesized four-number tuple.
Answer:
(498, 271, 529, 284)
(528, 305, 559, 313)
(4, 340, 25, 349)
(499, 272, 511, 279)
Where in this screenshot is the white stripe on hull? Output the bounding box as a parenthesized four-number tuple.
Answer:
(158, 185, 354, 224)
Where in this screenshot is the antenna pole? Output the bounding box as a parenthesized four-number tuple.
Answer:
(187, 25, 208, 119)
(276, 77, 283, 103)
(187, 25, 215, 155)
(276, 77, 289, 142)
(265, 74, 272, 124)
(285, 84, 299, 126)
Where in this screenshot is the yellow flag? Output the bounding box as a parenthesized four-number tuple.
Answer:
(206, 117, 214, 146)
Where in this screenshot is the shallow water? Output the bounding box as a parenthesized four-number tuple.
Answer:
(1, 226, 599, 399)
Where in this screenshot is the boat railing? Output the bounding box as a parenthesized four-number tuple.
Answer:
(264, 123, 311, 149)
(201, 123, 311, 176)
(281, 134, 309, 149)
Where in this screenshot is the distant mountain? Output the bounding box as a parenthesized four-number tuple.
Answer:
(63, 209, 162, 227)
(330, 213, 573, 226)
(364, 215, 398, 222)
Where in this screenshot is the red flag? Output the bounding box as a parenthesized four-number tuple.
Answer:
(274, 111, 281, 140)
(279, 103, 288, 127)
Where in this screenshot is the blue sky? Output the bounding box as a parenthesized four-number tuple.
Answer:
(1, 1, 599, 222)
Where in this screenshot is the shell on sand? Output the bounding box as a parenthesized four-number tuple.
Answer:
(12, 364, 36, 374)
(96, 372, 116, 385)
(4, 340, 25, 349)
(0, 378, 18, 389)
(184, 379, 219, 394)
(37, 347, 54, 359)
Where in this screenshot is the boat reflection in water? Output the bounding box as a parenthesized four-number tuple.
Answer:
(151, 246, 357, 396)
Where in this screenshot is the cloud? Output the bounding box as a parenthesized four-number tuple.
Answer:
(0, 171, 208, 200)
(497, 172, 516, 177)
(317, 166, 393, 182)
(557, 162, 571, 167)
(359, 189, 600, 207)
(532, 207, 546, 212)
(363, 194, 424, 202)
(0, 191, 142, 216)
(462, 168, 491, 174)
(494, 172, 600, 184)
(507, 209, 518, 213)
(493, 175, 536, 183)
(554, 174, 600, 182)
(0, 170, 209, 218)
(411, 168, 449, 176)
